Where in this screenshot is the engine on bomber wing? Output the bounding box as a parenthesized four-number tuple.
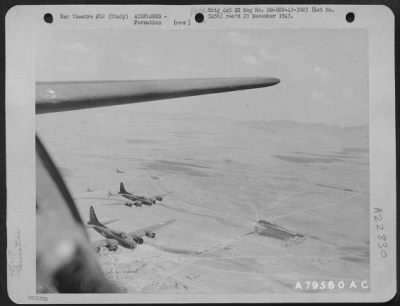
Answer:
(114, 231, 128, 239)
(106, 239, 118, 251)
(155, 196, 162, 201)
(130, 234, 144, 244)
(125, 202, 133, 207)
(145, 231, 156, 238)
(141, 199, 153, 205)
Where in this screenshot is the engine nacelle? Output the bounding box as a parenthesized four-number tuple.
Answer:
(106, 239, 118, 251)
(145, 231, 156, 238)
(142, 199, 153, 206)
(125, 202, 133, 207)
(155, 196, 162, 202)
(107, 245, 118, 251)
(134, 202, 142, 207)
(131, 235, 144, 244)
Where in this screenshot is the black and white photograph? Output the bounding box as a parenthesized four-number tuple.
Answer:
(35, 27, 371, 294)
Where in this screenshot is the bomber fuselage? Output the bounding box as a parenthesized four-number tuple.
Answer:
(121, 193, 155, 206)
(91, 224, 136, 249)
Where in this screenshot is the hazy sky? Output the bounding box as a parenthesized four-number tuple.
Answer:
(36, 29, 368, 126)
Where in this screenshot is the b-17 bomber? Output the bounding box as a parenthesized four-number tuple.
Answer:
(107, 182, 172, 207)
(87, 206, 175, 252)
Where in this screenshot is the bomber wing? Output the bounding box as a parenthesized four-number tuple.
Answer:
(91, 239, 119, 252)
(152, 191, 173, 199)
(78, 194, 138, 206)
(36, 77, 280, 114)
(128, 219, 176, 237)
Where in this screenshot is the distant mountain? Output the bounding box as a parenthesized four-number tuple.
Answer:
(239, 120, 368, 153)
(241, 120, 368, 132)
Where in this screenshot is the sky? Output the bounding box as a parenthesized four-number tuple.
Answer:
(36, 28, 368, 126)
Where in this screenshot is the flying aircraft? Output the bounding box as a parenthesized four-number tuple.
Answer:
(35, 76, 280, 292)
(106, 191, 165, 207)
(84, 183, 171, 207)
(87, 206, 175, 252)
(116, 182, 169, 206)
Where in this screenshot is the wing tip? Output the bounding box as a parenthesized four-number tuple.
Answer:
(258, 77, 280, 87)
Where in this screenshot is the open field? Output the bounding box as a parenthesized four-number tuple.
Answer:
(37, 104, 369, 293)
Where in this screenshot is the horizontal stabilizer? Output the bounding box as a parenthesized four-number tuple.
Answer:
(102, 218, 119, 225)
(36, 77, 280, 114)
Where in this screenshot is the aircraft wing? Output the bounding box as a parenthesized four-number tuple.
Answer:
(36, 77, 280, 114)
(153, 191, 173, 198)
(128, 219, 176, 237)
(77, 194, 133, 204)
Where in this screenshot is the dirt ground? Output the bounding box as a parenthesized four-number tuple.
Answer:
(37, 106, 369, 293)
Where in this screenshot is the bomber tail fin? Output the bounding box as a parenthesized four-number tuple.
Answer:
(88, 206, 102, 226)
(119, 182, 129, 194)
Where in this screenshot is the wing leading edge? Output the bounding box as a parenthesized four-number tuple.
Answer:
(36, 77, 280, 114)
(128, 219, 176, 237)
